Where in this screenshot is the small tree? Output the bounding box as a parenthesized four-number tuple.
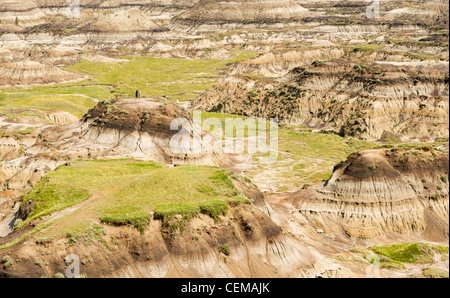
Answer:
(15, 17, 19, 25)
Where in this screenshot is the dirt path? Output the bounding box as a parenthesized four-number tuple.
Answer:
(37, 175, 145, 228)
(56, 93, 99, 102)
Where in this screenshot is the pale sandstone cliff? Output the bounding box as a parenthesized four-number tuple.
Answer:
(290, 147, 449, 241)
(194, 60, 449, 140)
(0, 60, 84, 86)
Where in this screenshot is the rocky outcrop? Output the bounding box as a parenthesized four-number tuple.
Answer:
(32, 98, 232, 166)
(194, 60, 449, 140)
(0, 201, 354, 278)
(290, 147, 449, 240)
(65, 8, 174, 42)
(172, 0, 309, 32)
(230, 47, 345, 77)
(0, 60, 84, 86)
(1, 98, 240, 194)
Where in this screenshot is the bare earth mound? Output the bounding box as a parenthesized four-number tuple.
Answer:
(34, 97, 231, 165)
(172, 0, 309, 31)
(290, 147, 449, 240)
(194, 60, 449, 140)
(0, 60, 84, 86)
(77, 8, 165, 33)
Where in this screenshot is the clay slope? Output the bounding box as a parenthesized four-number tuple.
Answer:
(76, 9, 165, 33)
(172, 0, 308, 31)
(0, 60, 84, 86)
(0, 0, 43, 22)
(0, 192, 352, 278)
(194, 60, 449, 140)
(290, 147, 449, 241)
(32, 98, 230, 165)
(1, 98, 237, 192)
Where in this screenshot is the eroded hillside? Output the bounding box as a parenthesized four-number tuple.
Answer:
(0, 0, 448, 278)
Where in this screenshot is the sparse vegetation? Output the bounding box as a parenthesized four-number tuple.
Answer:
(1, 255, 13, 269)
(15, 160, 250, 239)
(369, 163, 379, 170)
(199, 200, 229, 223)
(369, 243, 436, 264)
(422, 268, 449, 278)
(65, 224, 106, 246)
(100, 207, 151, 235)
(0, 0, 448, 279)
(220, 244, 231, 256)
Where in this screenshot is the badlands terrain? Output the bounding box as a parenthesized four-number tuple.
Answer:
(0, 0, 448, 278)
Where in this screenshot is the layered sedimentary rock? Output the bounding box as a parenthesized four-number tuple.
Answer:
(194, 60, 449, 140)
(172, 0, 309, 31)
(0, 138, 20, 161)
(0, 1, 182, 47)
(230, 47, 345, 77)
(290, 147, 449, 240)
(0, 60, 84, 85)
(0, 0, 44, 24)
(33, 98, 229, 165)
(0, 198, 353, 278)
(1, 98, 237, 193)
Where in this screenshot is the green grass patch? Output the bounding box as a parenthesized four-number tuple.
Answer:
(65, 54, 256, 102)
(65, 223, 106, 246)
(369, 243, 436, 264)
(0, 91, 99, 118)
(21, 182, 91, 224)
(1, 255, 13, 269)
(100, 206, 151, 235)
(432, 245, 449, 254)
(0, 51, 257, 117)
(422, 267, 449, 278)
(349, 44, 385, 53)
(18, 159, 250, 237)
(153, 203, 200, 222)
(17, 160, 164, 228)
(220, 244, 231, 256)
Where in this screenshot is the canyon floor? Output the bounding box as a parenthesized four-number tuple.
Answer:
(0, 0, 448, 278)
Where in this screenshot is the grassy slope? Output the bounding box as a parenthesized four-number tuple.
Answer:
(0, 51, 258, 118)
(13, 159, 249, 243)
(197, 112, 378, 191)
(198, 112, 448, 191)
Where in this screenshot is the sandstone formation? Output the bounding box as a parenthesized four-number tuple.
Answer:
(33, 98, 231, 165)
(290, 147, 449, 241)
(0, 60, 84, 86)
(172, 0, 309, 32)
(194, 60, 449, 140)
(0, 0, 448, 279)
(67, 8, 174, 42)
(1, 98, 238, 195)
(0, 196, 354, 278)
